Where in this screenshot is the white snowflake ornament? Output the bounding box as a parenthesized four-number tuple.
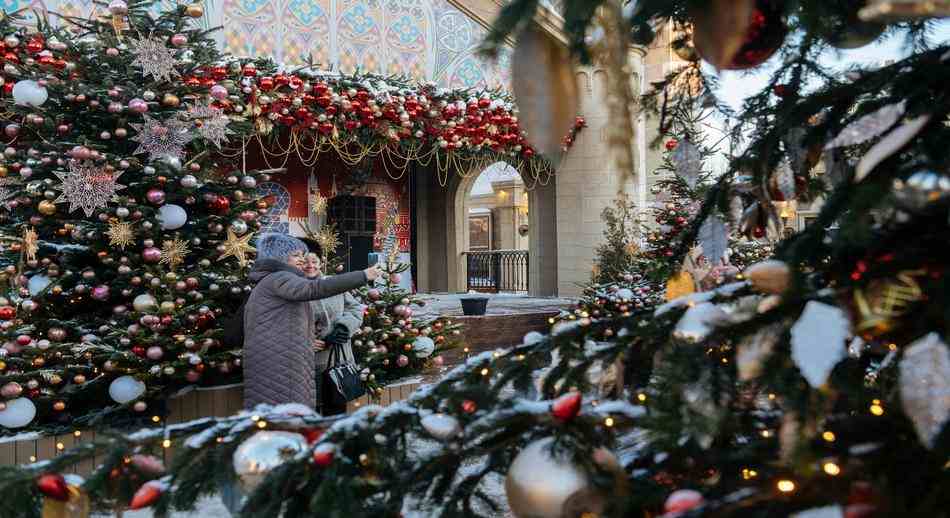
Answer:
(54, 160, 125, 217)
(130, 114, 194, 161)
(184, 102, 233, 148)
(128, 36, 179, 82)
(900, 332, 950, 449)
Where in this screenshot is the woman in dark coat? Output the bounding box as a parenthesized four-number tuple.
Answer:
(242, 233, 380, 410)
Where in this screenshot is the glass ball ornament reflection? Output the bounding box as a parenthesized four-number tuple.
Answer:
(892, 170, 950, 212)
(233, 431, 308, 493)
(505, 437, 607, 518)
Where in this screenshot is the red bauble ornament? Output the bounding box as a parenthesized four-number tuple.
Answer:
(461, 400, 477, 414)
(129, 480, 164, 510)
(36, 473, 69, 501)
(772, 84, 789, 97)
(849, 481, 874, 505)
(26, 37, 44, 54)
(302, 428, 325, 444)
(663, 489, 704, 516)
(551, 392, 582, 422)
(725, 0, 787, 70)
(0, 306, 14, 320)
(209, 195, 231, 214)
(665, 139, 679, 151)
(312, 444, 335, 467)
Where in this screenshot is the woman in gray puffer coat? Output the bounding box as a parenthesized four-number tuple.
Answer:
(303, 252, 364, 415)
(242, 233, 380, 410)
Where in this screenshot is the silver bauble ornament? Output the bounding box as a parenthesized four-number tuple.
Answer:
(230, 219, 248, 235)
(233, 431, 308, 493)
(505, 437, 606, 518)
(893, 170, 950, 211)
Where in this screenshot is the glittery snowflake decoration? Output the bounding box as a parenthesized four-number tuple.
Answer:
(218, 229, 256, 267)
(130, 114, 194, 161)
(128, 35, 179, 82)
(900, 332, 950, 449)
(0, 177, 20, 203)
(160, 238, 189, 271)
(184, 102, 233, 148)
(54, 160, 126, 217)
(107, 220, 135, 250)
(22, 226, 38, 262)
(825, 101, 906, 150)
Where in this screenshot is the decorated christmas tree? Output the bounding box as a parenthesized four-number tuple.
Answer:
(2, 1, 950, 518)
(354, 260, 461, 394)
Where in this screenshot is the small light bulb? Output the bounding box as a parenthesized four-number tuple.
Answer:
(257, 420, 267, 428)
(73, 430, 81, 437)
(56, 442, 64, 451)
(823, 462, 841, 476)
(777, 479, 795, 493)
(151, 415, 161, 423)
(480, 368, 489, 376)
(604, 417, 615, 427)
(870, 403, 884, 416)
(636, 393, 647, 402)
(822, 431, 836, 442)
(162, 439, 171, 448)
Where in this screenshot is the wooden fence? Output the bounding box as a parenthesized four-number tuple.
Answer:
(0, 379, 421, 474)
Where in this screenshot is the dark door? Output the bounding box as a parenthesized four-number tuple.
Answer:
(327, 195, 376, 273)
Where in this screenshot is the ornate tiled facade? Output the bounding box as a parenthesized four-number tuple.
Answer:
(8, 0, 511, 89)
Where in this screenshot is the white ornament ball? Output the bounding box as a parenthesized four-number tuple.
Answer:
(505, 437, 606, 518)
(27, 274, 51, 296)
(233, 431, 308, 493)
(412, 336, 436, 358)
(133, 294, 157, 312)
(157, 204, 187, 230)
(12, 80, 48, 107)
(420, 413, 462, 441)
(614, 288, 634, 300)
(108, 375, 146, 404)
(0, 398, 36, 428)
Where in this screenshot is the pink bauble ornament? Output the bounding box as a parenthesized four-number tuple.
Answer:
(1, 381, 22, 398)
(433, 355, 444, 367)
(367, 289, 381, 300)
(663, 489, 704, 517)
(210, 84, 228, 100)
(142, 247, 162, 263)
(128, 98, 148, 113)
(397, 354, 409, 367)
(185, 370, 200, 383)
(146, 189, 166, 205)
(132, 401, 147, 412)
(108, 0, 128, 15)
(170, 33, 188, 47)
(91, 285, 110, 301)
(146, 346, 163, 360)
(389, 273, 401, 284)
(377, 345, 388, 355)
(4, 124, 19, 138)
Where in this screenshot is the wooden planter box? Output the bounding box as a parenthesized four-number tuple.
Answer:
(0, 379, 421, 474)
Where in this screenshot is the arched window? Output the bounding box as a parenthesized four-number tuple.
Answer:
(257, 182, 291, 235)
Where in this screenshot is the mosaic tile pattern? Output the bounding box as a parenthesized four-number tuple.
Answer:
(13, 0, 509, 88)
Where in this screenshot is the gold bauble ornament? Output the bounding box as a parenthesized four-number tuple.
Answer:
(505, 438, 607, 518)
(233, 431, 308, 493)
(42, 484, 90, 518)
(510, 24, 578, 158)
(38, 200, 57, 215)
(853, 270, 925, 339)
(184, 3, 204, 17)
(162, 93, 180, 107)
(744, 260, 791, 295)
(666, 270, 696, 301)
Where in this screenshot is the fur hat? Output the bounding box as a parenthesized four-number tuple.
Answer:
(256, 233, 308, 261)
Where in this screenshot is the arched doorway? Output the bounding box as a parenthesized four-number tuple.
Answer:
(412, 160, 558, 297)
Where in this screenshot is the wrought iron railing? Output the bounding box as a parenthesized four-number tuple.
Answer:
(464, 250, 529, 293)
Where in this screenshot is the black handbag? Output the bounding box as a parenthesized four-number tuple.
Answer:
(321, 342, 365, 407)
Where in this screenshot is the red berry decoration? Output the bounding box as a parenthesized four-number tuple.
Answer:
(129, 480, 164, 510)
(665, 138, 679, 151)
(551, 392, 582, 422)
(461, 400, 477, 414)
(36, 473, 69, 501)
(312, 444, 335, 467)
(662, 489, 704, 517)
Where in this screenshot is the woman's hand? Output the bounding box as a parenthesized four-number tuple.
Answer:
(313, 339, 327, 352)
(363, 264, 382, 282)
